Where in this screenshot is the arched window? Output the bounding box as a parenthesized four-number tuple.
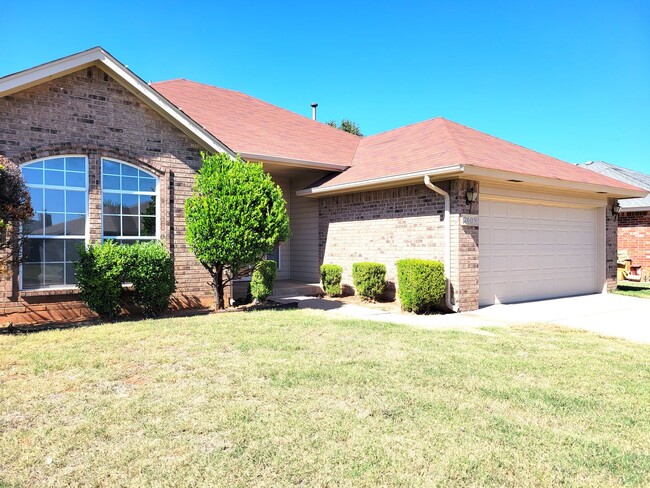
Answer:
(101, 159, 159, 242)
(20, 156, 88, 289)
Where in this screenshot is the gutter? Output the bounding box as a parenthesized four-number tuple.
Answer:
(424, 175, 459, 313)
(240, 152, 349, 172)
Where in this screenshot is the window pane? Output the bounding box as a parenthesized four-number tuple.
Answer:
(122, 215, 138, 236)
(139, 177, 156, 192)
(122, 176, 138, 191)
(45, 213, 66, 235)
(122, 164, 138, 177)
(29, 188, 44, 212)
(22, 264, 43, 289)
(44, 158, 65, 170)
(140, 195, 154, 215)
(66, 191, 85, 213)
(140, 217, 156, 237)
(122, 194, 139, 215)
(44, 239, 65, 262)
(66, 171, 85, 188)
(103, 194, 121, 214)
(65, 263, 77, 285)
(66, 214, 86, 236)
(65, 239, 84, 262)
(43, 263, 65, 286)
(26, 214, 44, 235)
(103, 160, 120, 175)
(44, 189, 65, 212)
(44, 170, 64, 186)
(65, 157, 85, 172)
(24, 239, 44, 263)
(22, 167, 43, 185)
(103, 215, 120, 236)
(104, 175, 120, 190)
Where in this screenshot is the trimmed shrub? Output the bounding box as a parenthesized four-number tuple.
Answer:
(250, 260, 277, 302)
(74, 240, 125, 319)
(320, 264, 343, 296)
(352, 262, 386, 300)
(123, 241, 176, 315)
(396, 259, 445, 313)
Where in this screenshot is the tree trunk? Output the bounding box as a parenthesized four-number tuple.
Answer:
(213, 264, 225, 310)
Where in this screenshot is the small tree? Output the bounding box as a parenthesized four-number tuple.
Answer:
(0, 156, 34, 275)
(326, 118, 363, 136)
(185, 153, 290, 310)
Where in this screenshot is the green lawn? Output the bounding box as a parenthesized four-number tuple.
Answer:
(614, 283, 650, 299)
(1, 310, 649, 487)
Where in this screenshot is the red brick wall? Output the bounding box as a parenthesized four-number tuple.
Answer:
(618, 210, 650, 278)
(0, 66, 217, 325)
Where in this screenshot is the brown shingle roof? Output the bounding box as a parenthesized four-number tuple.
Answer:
(152, 79, 360, 165)
(152, 79, 641, 193)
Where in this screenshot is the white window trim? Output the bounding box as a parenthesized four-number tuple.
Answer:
(100, 158, 161, 242)
(19, 155, 90, 291)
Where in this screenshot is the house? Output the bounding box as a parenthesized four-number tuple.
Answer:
(580, 161, 650, 279)
(0, 47, 646, 325)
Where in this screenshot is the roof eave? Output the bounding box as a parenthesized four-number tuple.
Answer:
(463, 166, 648, 199)
(295, 165, 466, 197)
(0, 47, 235, 157)
(239, 152, 349, 172)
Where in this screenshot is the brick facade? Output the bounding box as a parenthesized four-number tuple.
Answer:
(318, 181, 481, 310)
(618, 210, 650, 280)
(0, 66, 216, 325)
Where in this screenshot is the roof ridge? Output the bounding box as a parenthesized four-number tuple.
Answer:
(364, 116, 445, 140)
(439, 118, 470, 165)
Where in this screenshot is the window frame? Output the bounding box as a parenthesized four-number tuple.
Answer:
(100, 158, 161, 243)
(19, 155, 90, 291)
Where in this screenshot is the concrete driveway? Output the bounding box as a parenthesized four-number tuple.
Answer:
(289, 293, 650, 344)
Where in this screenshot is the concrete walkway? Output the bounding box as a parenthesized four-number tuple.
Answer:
(283, 293, 650, 344)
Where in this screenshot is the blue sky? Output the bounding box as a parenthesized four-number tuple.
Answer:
(2, 0, 649, 172)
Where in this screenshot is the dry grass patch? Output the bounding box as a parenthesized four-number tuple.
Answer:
(1, 310, 649, 486)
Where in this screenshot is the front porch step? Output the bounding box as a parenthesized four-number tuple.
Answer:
(270, 280, 323, 299)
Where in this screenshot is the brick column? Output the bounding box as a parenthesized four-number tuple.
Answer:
(449, 179, 480, 311)
(605, 198, 618, 291)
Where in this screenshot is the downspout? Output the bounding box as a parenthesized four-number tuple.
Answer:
(424, 175, 460, 312)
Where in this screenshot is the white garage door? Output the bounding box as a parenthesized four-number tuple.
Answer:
(479, 199, 599, 306)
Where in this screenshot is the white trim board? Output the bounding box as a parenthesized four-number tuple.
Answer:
(0, 47, 234, 156)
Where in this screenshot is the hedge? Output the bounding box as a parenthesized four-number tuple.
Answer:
(396, 259, 445, 313)
(320, 264, 343, 296)
(250, 259, 277, 302)
(352, 262, 386, 300)
(75, 240, 176, 318)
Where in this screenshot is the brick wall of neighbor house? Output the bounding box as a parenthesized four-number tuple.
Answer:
(605, 198, 619, 290)
(319, 182, 481, 309)
(0, 66, 219, 325)
(618, 211, 650, 277)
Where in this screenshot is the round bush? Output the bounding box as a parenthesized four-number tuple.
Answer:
(396, 259, 445, 313)
(250, 260, 277, 302)
(320, 264, 343, 296)
(352, 262, 386, 300)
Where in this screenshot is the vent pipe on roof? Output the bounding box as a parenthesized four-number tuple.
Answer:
(311, 102, 318, 121)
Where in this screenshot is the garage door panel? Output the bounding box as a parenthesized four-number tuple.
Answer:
(479, 199, 598, 306)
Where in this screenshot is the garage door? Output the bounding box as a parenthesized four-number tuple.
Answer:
(479, 199, 599, 306)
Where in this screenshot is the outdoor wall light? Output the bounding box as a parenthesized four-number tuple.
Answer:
(465, 188, 478, 205)
(612, 202, 621, 217)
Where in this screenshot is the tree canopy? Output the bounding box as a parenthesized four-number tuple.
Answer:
(185, 152, 290, 309)
(0, 156, 33, 274)
(326, 118, 363, 136)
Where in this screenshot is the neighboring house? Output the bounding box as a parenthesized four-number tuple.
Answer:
(0, 47, 646, 325)
(580, 161, 650, 276)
